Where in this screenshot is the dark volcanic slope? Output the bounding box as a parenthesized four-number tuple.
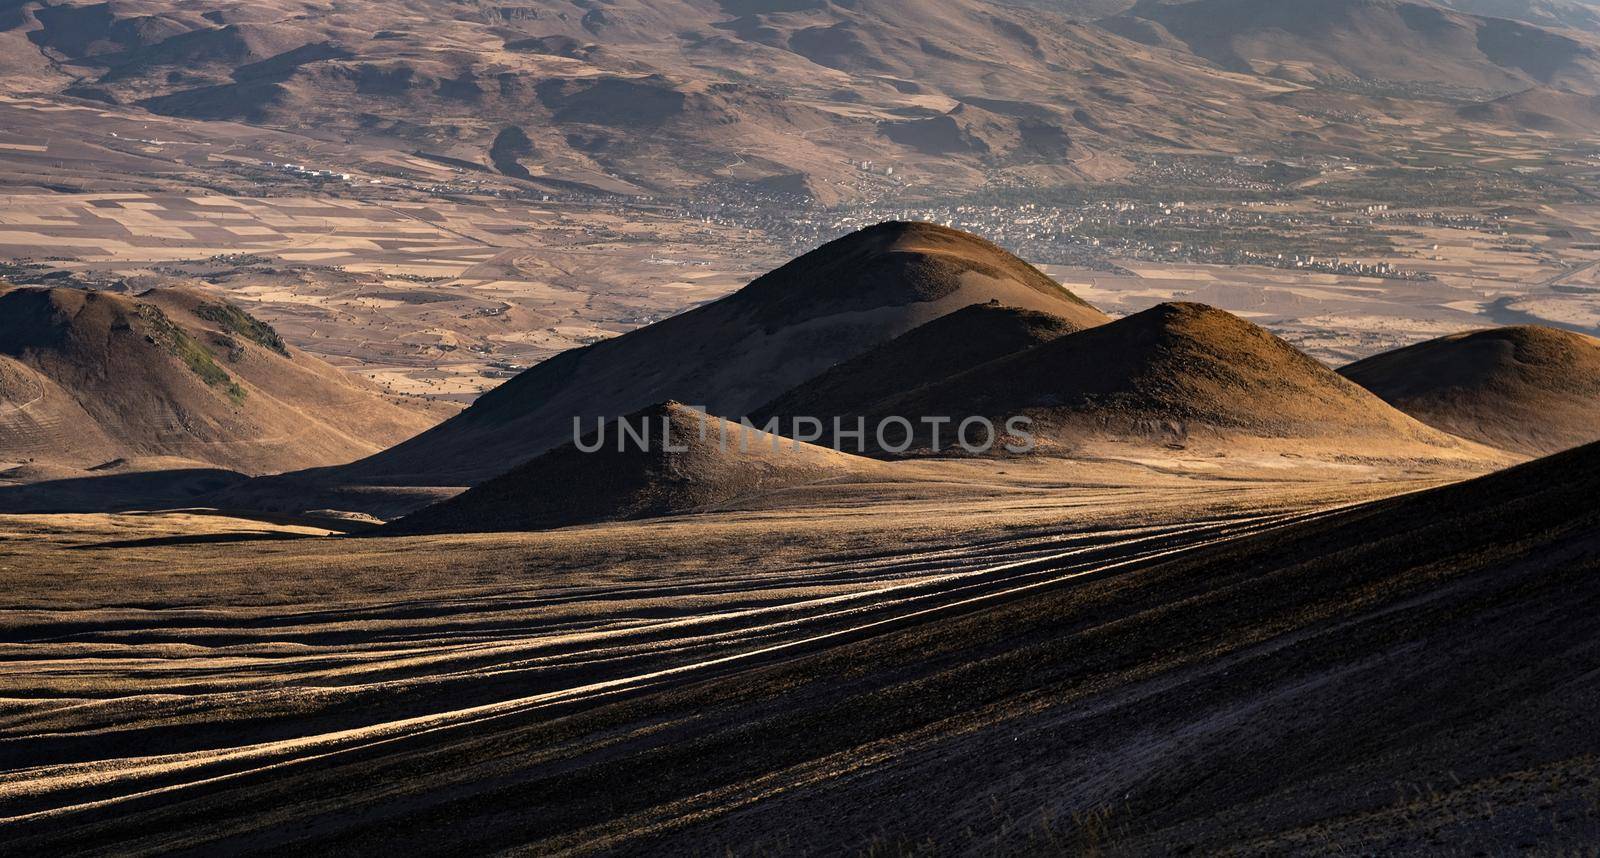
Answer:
(751, 301, 1085, 424)
(865, 302, 1474, 453)
(316, 222, 1109, 487)
(0, 285, 444, 475)
(10, 442, 1600, 854)
(388, 402, 882, 534)
(1340, 325, 1600, 456)
(586, 441, 1600, 855)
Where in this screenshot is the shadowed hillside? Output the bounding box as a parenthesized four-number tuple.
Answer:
(752, 301, 1085, 424)
(6, 0, 1599, 198)
(0, 0, 1254, 199)
(1457, 85, 1600, 132)
(388, 402, 884, 534)
(1340, 325, 1600, 455)
(543, 441, 1600, 854)
(287, 222, 1109, 491)
(1437, 0, 1600, 35)
(1103, 0, 1600, 91)
(838, 302, 1486, 457)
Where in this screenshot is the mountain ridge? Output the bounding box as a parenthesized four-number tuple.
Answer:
(11, 0, 1600, 200)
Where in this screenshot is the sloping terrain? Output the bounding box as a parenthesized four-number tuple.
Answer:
(752, 300, 1085, 423)
(1456, 85, 1600, 132)
(0, 0, 1198, 198)
(389, 402, 883, 533)
(14, 0, 1597, 200)
(878, 102, 1078, 162)
(1, 423, 1595, 854)
(0, 285, 449, 478)
(1103, 0, 1600, 91)
(849, 302, 1483, 456)
(1438, 0, 1600, 35)
(295, 222, 1109, 489)
(2, 0, 1598, 200)
(1340, 325, 1600, 455)
(555, 440, 1600, 854)
(0, 457, 249, 514)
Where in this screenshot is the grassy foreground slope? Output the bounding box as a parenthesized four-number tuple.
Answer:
(3, 441, 1596, 853)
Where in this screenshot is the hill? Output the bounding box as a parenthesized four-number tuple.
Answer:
(1437, 0, 1600, 35)
(878, 102, 1078, 162)
(853, 302, 1485, 456)
(1102, 0, 1600, 92)
(0, 457, 248, 513)
(387, 402, 884, 534)
(293, 222, 1109, 491)
(0, 285, 450, 478)
(1456, 85, 1600, 132)
(1339, 325, 1600, 455)
(752, 301, 1086, 423)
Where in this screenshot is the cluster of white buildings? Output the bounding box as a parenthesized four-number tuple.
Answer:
(262, 161, 378, 184)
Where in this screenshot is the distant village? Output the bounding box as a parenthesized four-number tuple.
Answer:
(225, 149, 1517, 284)
(674, 196, 1445, 281)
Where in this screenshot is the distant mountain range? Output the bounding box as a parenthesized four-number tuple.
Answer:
(5, 0, 1600, 200)
(1439, 0, 1600, 33)
(1105, 0, 1600, 91)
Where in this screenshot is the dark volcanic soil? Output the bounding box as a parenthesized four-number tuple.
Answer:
(388, 402, 883, 534)
(5, 440, 1597, 855)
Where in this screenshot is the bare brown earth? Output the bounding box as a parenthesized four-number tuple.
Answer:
(1438, 0, 1600, 33)
(0, 459, 249, 515)
(0, 181, 774, 398)
(821, 301, 1496, 459)
(1, 4, 1599, 852)
(1457, 85, 1600, 133)
(1105, 0, 1600, 91)
(388, 402, 888, 534)
(6, 0, 1600, 396)
(5, 0, 1599, 203)
(244, 222, 1107, 498)
(215, 228, 1533, 523)
(0, 0, 1231, 200)
(1340, 324, 1600, 456)
(0, 437, 1588, 854)
(0, 285, 453, 507)
(751, 300, 1086, 423)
